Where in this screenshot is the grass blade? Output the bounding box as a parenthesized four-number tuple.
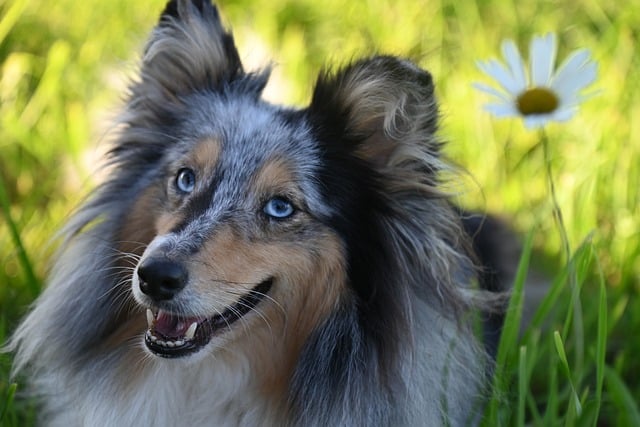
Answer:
(604, 366, 640, 426)
(553, 331, 582, 423)
(483, 230, 533, 424)
(517, 345, 527, 427)
(0, 0, 28, 45)
(0, 383, 17, 423)
(523, 236, 594, 338)
(0, 177, 39, 296)
(592, 255, 607, 426)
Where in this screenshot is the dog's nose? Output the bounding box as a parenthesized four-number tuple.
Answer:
(137, 258, 188, 301)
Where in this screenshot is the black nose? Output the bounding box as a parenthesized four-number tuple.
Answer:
(137, 258, 188, 301)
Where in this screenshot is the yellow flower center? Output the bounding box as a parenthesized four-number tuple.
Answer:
(516, 87, 559, 115)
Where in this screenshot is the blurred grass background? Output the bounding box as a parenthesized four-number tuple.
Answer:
(1, 0, 638, 424)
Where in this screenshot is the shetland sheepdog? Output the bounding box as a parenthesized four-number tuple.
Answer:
(8, 1, 514, 425)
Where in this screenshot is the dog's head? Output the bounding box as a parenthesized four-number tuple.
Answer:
(116, 0, 444, 360)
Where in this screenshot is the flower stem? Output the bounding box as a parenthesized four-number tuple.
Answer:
(541, 130, 570, 258)
(540, 129, 584, 376)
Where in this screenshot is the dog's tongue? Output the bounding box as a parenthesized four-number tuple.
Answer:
(154, 311, 201, 339)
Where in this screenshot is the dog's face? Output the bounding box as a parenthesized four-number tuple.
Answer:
(117, 0, 440, 361)
(128, 98, 345, 359)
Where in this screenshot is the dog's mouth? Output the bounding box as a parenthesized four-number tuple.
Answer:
(143, 279, 273, 358)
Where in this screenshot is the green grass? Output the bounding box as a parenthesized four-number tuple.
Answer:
(1, 0, 638, 425)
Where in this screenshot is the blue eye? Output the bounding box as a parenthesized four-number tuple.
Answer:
(263, 197, 295, 219)
(175, 168, 196, 193)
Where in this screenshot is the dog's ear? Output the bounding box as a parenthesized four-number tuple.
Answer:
(308, 56, 440, 170)
(139, 0, 244, 100)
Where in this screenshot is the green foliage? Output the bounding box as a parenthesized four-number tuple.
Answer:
(484, 231, 532, 424)
(1, 0, 638, 425)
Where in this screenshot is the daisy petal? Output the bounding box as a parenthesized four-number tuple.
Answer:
(554, 49, 591, 79)
(523, 114, 551, 129)
(477, 59, 521, 94)
(550, 106, 576, 122)
(530, 33, 557, 86)
(472, 82, 511, 102)
(483, 102, 519, 117)
(577, 88, 602, 103)
(551, 54, 597, 100)
(501, 40, 527, 92)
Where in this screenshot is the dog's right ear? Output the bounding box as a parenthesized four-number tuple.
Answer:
(137, 0, 244, 102)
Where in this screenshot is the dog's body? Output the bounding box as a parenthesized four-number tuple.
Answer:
(8, 1, 510, 425)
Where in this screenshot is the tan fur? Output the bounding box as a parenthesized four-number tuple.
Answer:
(252, 157, 301, 199)
(189, 137, 222, 174)
(96, 314, 146, 356)
(188, 221, 346, 393)
(117, 184, 162, 256)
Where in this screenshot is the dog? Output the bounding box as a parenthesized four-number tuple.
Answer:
(8, 1, 514, 425)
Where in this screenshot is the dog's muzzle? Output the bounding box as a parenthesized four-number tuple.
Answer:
(136, 258, 273, 358)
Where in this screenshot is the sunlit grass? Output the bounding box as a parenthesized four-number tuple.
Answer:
(1, 0, 638, 425)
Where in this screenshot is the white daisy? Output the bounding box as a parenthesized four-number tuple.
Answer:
(474, 33, 598, 129)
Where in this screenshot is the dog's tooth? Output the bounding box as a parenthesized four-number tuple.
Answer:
(184, 322, 198, 341)
(146, 309, 154, 328)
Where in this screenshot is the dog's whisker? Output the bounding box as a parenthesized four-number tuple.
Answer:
(96, 276, 134, 303)
(95, 265, 136, 276)
(225, 288, 286, 325)
(232, 300, 275, 339)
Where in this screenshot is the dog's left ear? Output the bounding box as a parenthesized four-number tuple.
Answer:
(138, 0, 249, 101)
(309, 56, 440, 169)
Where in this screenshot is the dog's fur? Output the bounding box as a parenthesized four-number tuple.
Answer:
(8, 1, 511, 425)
